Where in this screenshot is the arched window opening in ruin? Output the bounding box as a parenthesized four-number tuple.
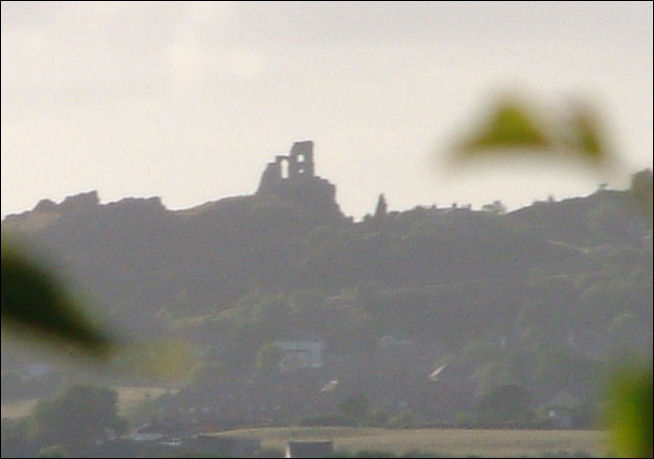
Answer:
(280, 158, 289, 179)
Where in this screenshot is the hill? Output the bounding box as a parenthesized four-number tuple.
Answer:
(1, 142, 651, 431)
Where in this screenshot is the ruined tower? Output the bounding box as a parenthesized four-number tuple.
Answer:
(257, 140, 315, 194)
(256, 140, 343, 222)
(289, 140, 315, 178)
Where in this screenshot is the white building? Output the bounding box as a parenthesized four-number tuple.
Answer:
(274, 339, 325, 372)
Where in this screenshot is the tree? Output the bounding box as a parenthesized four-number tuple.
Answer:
(374, 194, 388, 219)
(629, 168, 653, 224)
(337, 393, 371, 424)
(29, 384, 127, 451)
(1, 419, 32, 458)
(477, 384, 533, 425)
(481, 200, 507, 215)
(189, 362, 226, 391)
(255, 342, 283, 375)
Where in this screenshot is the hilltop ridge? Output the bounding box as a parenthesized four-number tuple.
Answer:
(2, 146, 651, 431)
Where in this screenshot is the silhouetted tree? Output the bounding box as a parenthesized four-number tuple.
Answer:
(374, 194, 388, 219)
(481, 200, 507, 214)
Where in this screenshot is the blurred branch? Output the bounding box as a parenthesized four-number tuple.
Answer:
(1, 239, 113, 357)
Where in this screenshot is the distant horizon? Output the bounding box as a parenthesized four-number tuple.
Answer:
(4, 164, 648, 222)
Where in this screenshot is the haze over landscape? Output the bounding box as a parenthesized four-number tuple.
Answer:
(1, 2, 652, 219)
(1, 2, 652, 458)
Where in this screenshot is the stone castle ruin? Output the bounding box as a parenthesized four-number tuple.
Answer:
(256, 141, 343, 221)
(257, 140, 316, 192)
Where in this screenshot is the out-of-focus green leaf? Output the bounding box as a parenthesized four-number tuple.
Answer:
(453, 99, 551, 157)
(605, 364, 653, 458)
(1, 241, 112, 356)
(448, 95, 612, 168)
(561, 104, 607, 161)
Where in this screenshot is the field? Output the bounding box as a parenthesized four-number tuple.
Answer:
(1, 399, 38, 420)
(112, 386, 169, 416)
(211, 426, 608, 457)
(2, 392, 608, 457)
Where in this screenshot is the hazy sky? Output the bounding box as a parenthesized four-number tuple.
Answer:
(2, 2, 652, 219)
